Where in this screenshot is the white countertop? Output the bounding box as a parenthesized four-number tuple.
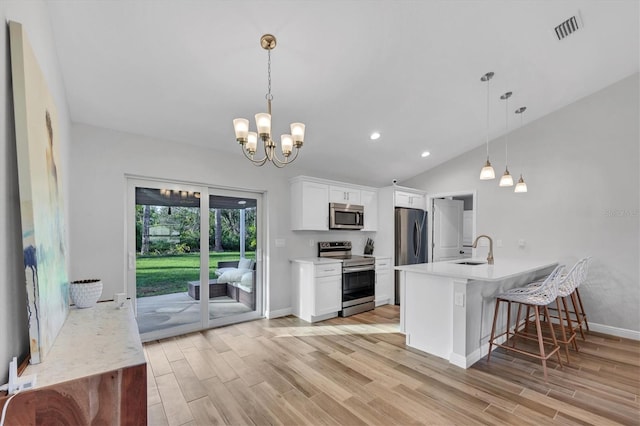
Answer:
(395, 258, 558, 282)
(25, 300, 146, 388)
(290, 257, 343, 264)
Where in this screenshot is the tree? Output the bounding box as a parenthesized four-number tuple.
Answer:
(214, 209, 223, 252)
(141, 205, 151, 254)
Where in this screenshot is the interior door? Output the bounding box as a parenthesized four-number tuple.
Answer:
(432, 198, 464, 261)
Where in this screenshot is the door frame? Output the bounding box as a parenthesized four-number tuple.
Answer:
(125, 175, 265, 341)
(426, 190, 477, 263)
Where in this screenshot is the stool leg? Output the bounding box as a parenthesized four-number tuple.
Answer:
(506, 301, 512, 346)
(562, 295, 579, 352)
(524, 305, 531, 335)
(487, 298, 501, 362)
(575, 287, 590, 331)
(545, 305, 563, 368)
(533, 305, 549, 381)
(571, 291, 586, 340)
(555, 297, 571, 363)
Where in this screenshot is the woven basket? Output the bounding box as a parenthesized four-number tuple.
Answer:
(69, 279, 103, 308)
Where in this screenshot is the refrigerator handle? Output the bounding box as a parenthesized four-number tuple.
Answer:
(413, 220, 419, 258)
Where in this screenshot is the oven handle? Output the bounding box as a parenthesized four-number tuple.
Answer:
(342, 266, 375, 274)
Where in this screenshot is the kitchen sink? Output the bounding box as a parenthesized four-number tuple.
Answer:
(454, 260, 486, 265)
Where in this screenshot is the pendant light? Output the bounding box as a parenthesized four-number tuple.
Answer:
(514, 106, 528, 193)
(499, 91, 514, 187)
(479, 72, 495, 180)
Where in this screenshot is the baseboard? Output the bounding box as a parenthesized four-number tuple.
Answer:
(589, 322, 640, 341)
(265, 307, 293, 319)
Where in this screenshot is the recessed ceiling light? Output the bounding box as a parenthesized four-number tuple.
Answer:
(238, 200, 247, 205)
(370, 132, 381, 140)
(421, 151, 431, 158)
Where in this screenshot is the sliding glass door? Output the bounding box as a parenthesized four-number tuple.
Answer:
(126, 178, 262, 341)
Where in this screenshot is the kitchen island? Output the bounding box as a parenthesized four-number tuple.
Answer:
(396, 258, 558, 369)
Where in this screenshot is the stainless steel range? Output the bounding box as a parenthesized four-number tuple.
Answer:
(318, 241, 375, 317)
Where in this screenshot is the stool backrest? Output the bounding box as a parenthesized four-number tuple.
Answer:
(559, 259, 584, 296)
(531, 264, 565, 305)
(577, 256, 591, 286)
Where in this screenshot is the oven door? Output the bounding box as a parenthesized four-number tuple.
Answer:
(342, 266, 375, 307)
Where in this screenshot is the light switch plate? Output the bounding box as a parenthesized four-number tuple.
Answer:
(275, 238, 286, 248)
(454, 292, 465, 307)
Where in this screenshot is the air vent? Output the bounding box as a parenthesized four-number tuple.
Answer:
(555, 15, 582, 40)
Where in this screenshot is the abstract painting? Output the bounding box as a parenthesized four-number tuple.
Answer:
(9, 21, 69, 364)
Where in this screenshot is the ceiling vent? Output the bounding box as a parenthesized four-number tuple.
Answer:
(555, 14, 583, 40)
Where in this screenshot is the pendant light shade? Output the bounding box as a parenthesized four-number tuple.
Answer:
(480, 160, 496, 180)
(499, 170, 514, 187)
(479, 72, 495, 180)
(514, 174, 528, 193)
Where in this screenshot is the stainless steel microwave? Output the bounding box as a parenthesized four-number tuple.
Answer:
(329, 203, 364, 230)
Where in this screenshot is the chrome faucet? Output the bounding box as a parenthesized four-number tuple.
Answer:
(472, 235, 494, 265)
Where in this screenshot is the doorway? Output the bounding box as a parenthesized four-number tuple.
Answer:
(126, 177, 263, 341)
(427, 191, 476, 263)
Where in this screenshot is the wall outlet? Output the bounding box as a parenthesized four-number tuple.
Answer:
(275, 238, 286, 248)
(309, 239, 315, 247)
(518, 239, 526, 248)
(497, 239, 503, 247)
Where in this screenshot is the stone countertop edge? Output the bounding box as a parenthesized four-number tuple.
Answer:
(290, 257, 343, 264)
(24, 300, 146, 389)
(395, 258, 559, 282)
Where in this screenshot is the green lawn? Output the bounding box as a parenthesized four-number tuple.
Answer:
(136, 252, 255, 297)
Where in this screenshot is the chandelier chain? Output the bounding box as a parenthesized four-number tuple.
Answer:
(266, 48, 273, 101)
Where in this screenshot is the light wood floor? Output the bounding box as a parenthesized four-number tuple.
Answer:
(144, 305, 640, 425)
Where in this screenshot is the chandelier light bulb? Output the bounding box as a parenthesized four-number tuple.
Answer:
(290, 122, 305, 146)
(233, 118, 249, 142)
(246, 132, 258, 154)
(281, 134, 293, 156)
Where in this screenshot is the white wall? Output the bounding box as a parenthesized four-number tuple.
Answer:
(69, 123, 376, 317)
(0, 0, 72, 382)
(402, 74, 640, 333)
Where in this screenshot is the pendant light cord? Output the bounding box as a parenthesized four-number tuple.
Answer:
(504, 95, 509, 165)
(485, 78, 490, 159)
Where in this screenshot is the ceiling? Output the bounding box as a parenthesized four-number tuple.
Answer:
(46, 1, 639, 187)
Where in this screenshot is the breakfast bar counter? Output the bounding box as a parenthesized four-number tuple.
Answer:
(396, 258, 558, 368)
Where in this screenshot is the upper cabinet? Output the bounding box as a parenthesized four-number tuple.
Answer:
(360, 190, 377, 232)
(395, 190, 426, 210)
(290, 179, 329, 231)
(329, 185, 361, 204)
(290, 176, 377, 231)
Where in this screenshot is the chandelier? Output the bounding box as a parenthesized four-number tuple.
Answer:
(233, 34, 305, 168)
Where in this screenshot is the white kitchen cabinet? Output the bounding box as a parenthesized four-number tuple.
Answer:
(291, 260, 342, 323)
(360, 189, 378, 231)
(290, 176, 377, 231)
(462, 210, 473, 246)
(290, 179, 329, 231)
(374, 257, 392, 306)
(329, 185, 361, 204)
(395, 190, 426, 210)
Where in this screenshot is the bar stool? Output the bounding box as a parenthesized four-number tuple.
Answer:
(520, 260, 585, 362)
(487, 264, 564, 381)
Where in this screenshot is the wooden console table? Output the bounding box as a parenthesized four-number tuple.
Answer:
(0, 301, 147, 425)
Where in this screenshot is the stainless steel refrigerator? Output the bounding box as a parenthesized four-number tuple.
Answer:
(394, 207, 428, 304)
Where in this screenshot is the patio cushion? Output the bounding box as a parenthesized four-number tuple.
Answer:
(217, 268, 252, 284)
(215, 267, 237, 277)
(240, 271, 253, 289)
(238, 258, 252, 269)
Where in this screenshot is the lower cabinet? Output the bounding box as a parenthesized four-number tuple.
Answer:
(375, 257, 393, 306)
(292, 260, 342, 322)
